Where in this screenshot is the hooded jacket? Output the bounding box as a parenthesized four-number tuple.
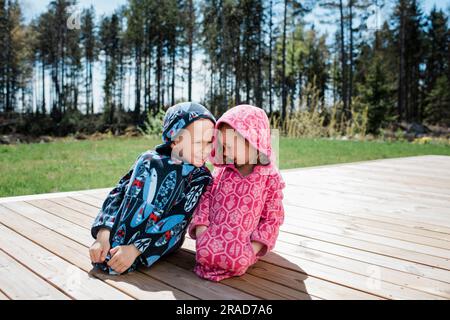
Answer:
(188, 105, 285, 282)
(91, 102, 216, 275)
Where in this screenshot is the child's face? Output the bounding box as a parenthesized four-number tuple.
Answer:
(218, 123, 258, 166)
(171, 119, 215, 167)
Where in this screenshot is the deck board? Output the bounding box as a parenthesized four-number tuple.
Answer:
(1, 155, 449, 299)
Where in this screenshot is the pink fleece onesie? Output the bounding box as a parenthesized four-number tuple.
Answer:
(188, 105, 285, 282)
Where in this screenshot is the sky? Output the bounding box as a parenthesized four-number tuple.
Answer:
(19, 0, 450, 113)
(22, 0, 450, 26)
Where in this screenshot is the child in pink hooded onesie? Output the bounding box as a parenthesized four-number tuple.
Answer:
(188, 105, 285, 282)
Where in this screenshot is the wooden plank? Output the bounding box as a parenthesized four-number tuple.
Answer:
(138, 260, 260, 300)
(82, 187, 450, 237)
(69, 194, 105, 208)
(45, 198, 373, 299)
(283, 175, 450, 206)
(299, 166, 450, 190)
(67, 189, 450, 296)
(0, 205, 196, 300)
(350, 161, 450, 177)
(284, 190, 450, 235)
(280, 216, 450, 258)
(0, 203, 297, 300)
(285, 185, 450, 224)
(51, 196, 105, 218)
(0, 250, 70, 300)
(0, 190, 85, 204)
(369, 156, 450, 168)
(163, 248, 320, 300)
(344, 163, 450, 182)
(27, 199, 95, 228)
(277, 227, 450, 285)
(1, 155, 448, 300)
(2, 201, 94, 246)
(0, 224, 133, 300)
(178, 238, 381, 300)
(281, 217, 450, 258)
(20, 198, 320, 300)
(181, 238, 444, 300)
(278, 224, 450, 270)
(284, 205, 450, 244)
(279, 156, 443, 173)
(78, 189, 118, 202)
(71, 192, 450, 277)
(21, 200, 261, 300)
(284, 170, 450, 198)
(286, 201, 450, 236)
(268, 236, 450, 299)
(89, 182, 450, 249)
(0, 290, 9, 300)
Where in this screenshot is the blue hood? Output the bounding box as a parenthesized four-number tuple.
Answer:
(155, 102, 216, 155)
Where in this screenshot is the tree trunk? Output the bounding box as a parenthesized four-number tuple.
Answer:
(339, 0, 348, 119)
(41, 61, 46, 114)
(281, 0, 288, 123)
(348, 0, 353, 112)
(268, 0, 273, 114)
(171, 48, 175, 106)
(398, 3, 406, 121)
(134, 46, 141, 123)
(256, 7, 263, 109)
(187, 0, 194, 102)
(156, 35, 162, 109)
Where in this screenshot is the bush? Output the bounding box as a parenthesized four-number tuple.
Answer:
(139, 110, 165, 138)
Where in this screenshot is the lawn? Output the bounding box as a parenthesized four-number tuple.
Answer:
(1, 136, 449, 197)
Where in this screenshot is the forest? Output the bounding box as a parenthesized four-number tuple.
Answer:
(0, 0, 449, 138)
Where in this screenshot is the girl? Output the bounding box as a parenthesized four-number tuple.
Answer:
(188, 104, 285, 282)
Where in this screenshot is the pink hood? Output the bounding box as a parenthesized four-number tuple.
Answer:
(212, 105, 277, 174)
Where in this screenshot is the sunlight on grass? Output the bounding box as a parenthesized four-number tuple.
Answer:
(1, 136, 449, 197)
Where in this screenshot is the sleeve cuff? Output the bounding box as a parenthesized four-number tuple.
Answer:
(91, 224, 113, 240)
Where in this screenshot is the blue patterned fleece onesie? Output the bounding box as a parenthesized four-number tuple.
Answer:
(91, 102, 216, 275)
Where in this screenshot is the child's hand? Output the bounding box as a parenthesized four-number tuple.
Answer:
(107, 245, 141, 274)
(251, 241, 263, 256)
(89, 228, 111, 263)
(195, 225, 208, 238)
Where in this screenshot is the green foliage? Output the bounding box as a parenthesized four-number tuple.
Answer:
(138, 110, 165, 138)
(0, 0, 449, 139)
(424, 75, 450, 126)
(356, 54, 394, 134)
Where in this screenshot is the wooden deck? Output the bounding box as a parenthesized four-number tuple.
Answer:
(0, 155, 449, 300)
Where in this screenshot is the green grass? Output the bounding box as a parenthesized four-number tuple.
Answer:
(0, 136, 160, 197)
(1, 136, 449, 197)
(279, 137, 450, 169)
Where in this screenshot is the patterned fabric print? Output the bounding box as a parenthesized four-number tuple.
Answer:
(189, 167, 285, 282)
(91, 150, 212, 275)
(189, 105, 285, 282)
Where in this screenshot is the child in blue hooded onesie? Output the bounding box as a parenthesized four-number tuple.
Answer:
(89, 102, 216, 275)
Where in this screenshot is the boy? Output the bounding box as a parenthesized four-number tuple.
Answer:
(89, 102, 216, 275)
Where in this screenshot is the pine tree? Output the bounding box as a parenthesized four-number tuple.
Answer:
(80, 6, 97, 115)
(393, 0, 425, 122)
(423, 7, 449, 124)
